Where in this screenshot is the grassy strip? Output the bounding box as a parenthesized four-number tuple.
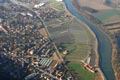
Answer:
(64, 43, 89, 60)
(67, 62, 95, 80)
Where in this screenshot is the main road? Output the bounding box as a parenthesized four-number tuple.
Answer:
(64, 0, 116, 80)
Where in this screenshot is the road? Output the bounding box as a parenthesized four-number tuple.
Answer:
(35, 13, 64, 62)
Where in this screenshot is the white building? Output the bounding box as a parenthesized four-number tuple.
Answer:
(56, 0, 62, 2)
(34, 2, 45, 8)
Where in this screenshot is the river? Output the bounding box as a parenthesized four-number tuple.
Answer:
(117, 36, 120, 48)
(64, 0, 115, 80)
(0, 0, 3, 1)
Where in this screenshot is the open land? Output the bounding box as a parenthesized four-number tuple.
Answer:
(44, 0, 98, 79)
(47, 18, 93, 60)
(77, 0, 112, 11)
(77, 0, 120, 24)
(67, 62, 95, 80)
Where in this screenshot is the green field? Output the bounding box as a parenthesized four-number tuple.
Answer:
(96, 9, 120, 22)
(49, 0, 65, 11)
(63, 19, 93, 60)
(64, 43, 89, 60)
(67, 62, 95, 80)
(47, 18, 93, 60)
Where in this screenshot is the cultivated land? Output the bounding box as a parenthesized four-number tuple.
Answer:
(77, 0, 120, 24)
(44, 0, 96, 79)
(43, 0, 94, 60)
(48, 0, 65, 11)
(94, 9, 120, 23)
(77, 0, 112, 11)
(47, 16, 93, 60)
(105, 14, 120, 23)
(67, 62, 95, 80)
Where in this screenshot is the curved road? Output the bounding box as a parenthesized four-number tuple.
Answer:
(64, 0, 116, 80)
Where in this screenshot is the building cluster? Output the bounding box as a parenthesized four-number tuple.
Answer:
(33, 3, 67, 22)
(34, 8, 61, 21)
(17, 0, 37, 3)
(0, 3, 70, 80)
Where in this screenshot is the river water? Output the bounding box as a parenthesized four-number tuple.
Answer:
(117, 36, 120, 48)
(0, 0, 4, 2)
(64, 0, 115, 80)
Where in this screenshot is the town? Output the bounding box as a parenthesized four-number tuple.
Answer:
(0, 1, 66, 80)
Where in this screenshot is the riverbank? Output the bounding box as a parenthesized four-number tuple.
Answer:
(63, 0, 105, 79)
(64, 0, 98, 66)
(63, 0, 97, 64)
(78, 19, 105, 80)
(69, 0, 105, 80)
(112, 41, 118, 80)
(71, 0, 119, 79)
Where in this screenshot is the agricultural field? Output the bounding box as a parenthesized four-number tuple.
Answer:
(76, 0, 120, 24)
(43, 0, 95, 78)
(40, 0, 94, 61)
(67, 62, 95, 80)
(94, 9, 120, 23)
(47, 18, 93, 60)
(48, 0, 65, 11)
(104, 14, 120, 23)
(77, 0, 112, 11)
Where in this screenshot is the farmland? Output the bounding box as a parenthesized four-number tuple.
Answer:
(67, 62, 95, 80)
